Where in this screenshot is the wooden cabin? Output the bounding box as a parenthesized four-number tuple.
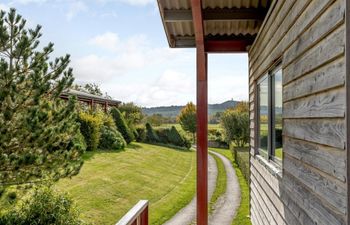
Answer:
(157, 0, 350, 224)
(60, 89, 121, 112)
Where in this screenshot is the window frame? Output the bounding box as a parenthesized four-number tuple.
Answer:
(256, 63, 283, 166)
(257, 74, 269, 160)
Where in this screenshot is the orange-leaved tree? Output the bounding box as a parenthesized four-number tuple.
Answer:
(177, 102, 196, 143)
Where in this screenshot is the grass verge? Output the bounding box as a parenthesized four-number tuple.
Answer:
(209, 153, 227, 213)
(55, 143, 196, 225)
(210, 148, 251, 225)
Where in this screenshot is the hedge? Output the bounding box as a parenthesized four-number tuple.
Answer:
(0, 186, 83, 225)
(78, 112, 103, 151)
(98, 125, 126, 150)
(110, 108, 134, 144)
(145, 123, 159, 143)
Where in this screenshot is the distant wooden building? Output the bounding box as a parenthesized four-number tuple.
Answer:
(60, 89, 121, 112)
(156, 0, 350, 224)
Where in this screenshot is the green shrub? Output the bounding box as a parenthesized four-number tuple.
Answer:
(232, 146, 250, 183)
(145, 123, 159, 143)
(168, 126, 185, 146)
(0, 186, 84, 225)
(0, 187, 4, 197)
(155, 128, 170, 144)
(111, 108, 134, 144)
(7, 192, 16, 201)
(72, 129, 87, 152)
(130, 125, 139, 142)
(102, 113, 117, 129)
(99, 126, 126, 150)
(152, 126, 191, 149)
(78, 112, 103, 151)
(135, 127, 146, 142)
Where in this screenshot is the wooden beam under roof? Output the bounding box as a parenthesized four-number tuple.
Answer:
(172, 35, 255, 52)
(164, 8, 266, 22)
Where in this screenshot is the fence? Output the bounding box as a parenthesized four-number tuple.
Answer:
(115, 200, 148, 225)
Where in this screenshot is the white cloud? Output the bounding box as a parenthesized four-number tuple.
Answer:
(72, 31, 194, 106)
(209, 74, 248, 103)
(0, 4, 9, 11)
(99, 11, 118, 19)
(11, 0, 47, 4)
(96, 0, 154, 6)
(66, 1, 88, 21)
(75, 32, 189, 82)
(88, 32, 120, 51)
(100, 70, 196, 107)
(119, 0, 154, 6)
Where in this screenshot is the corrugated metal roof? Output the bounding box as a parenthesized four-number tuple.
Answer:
(61, 89, 121, 106)
(161, 0, 270, 10)
(157, 0, 272, 49)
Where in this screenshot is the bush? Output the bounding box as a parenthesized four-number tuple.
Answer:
(73, 129, 87, 152)
(78, 112, 103, 151)
(111, 108, 134, 144)
(145, 123, 159, 143)
(152, 126, 191, 149)
(129, 125, 139, 142)
(221, 110, 249, 147)
(0, 187, 4, 197)
(99, 126, 126, 150)
(208, 128, 228, 148)
(155, 128, 170, 144)
(135, 127, 146, 142)
(168, 126, 186, 146)
(0, 186, 84, 225)
(7, 192, 16, 201)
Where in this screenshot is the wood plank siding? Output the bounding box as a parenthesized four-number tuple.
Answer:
(248, 0, 347, 224)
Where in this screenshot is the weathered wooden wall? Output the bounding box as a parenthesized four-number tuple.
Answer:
(248, 0, 347, 224)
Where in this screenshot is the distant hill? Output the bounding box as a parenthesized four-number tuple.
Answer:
(142, 100, 239, 117)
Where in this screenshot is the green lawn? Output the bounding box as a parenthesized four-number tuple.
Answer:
(209, 153, 227, 213)
(210, 148, 251, 225)
(158, 123, 222, 132)
(55, 143, 196, 225)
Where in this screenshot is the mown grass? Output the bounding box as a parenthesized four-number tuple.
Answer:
(55, 143, 196, 225)
(210, 148, 251, 225)
(209, 153, 227, 213)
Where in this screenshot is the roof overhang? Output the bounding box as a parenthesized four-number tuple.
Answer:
(61, 89, 121, 106)
(157, 0, 272, 53)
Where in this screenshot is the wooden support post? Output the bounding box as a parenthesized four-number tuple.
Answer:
(191, 0, 207, 224)
(196, 45, 208, 225)
(104, 102, 108, 113)
(90, 99, 94, 110)
(346, 1, 350, 224)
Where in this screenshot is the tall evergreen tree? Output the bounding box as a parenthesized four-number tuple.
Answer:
(0, 9, 85, 186)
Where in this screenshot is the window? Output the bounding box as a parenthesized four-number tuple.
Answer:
(257, 64, 283, 164)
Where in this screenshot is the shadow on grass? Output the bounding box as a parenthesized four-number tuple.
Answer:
(147, 142, 194, 153)
(127, 143, 143, 150)
(82, 148, 126, 161)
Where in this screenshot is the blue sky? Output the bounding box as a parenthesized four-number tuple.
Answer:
(0, 0, 249, 107)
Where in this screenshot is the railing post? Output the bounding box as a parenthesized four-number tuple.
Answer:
(141, 205, 148, 225)
(115, 200, 148, 225)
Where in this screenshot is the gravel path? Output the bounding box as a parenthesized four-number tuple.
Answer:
(209, 150, 241, 225)
(163, 155, 218, 225)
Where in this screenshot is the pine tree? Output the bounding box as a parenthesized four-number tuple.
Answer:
(0, 9, 85, 186)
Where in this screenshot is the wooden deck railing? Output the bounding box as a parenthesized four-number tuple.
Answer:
(115, 200, 149, 225)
